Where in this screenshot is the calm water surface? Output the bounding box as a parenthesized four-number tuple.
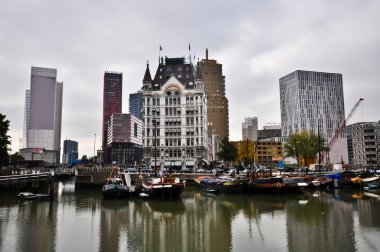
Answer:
(1, 180, 380, 252)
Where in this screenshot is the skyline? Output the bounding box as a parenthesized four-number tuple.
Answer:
(1, 0, 379, 157)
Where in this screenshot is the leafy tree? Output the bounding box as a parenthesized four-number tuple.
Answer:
(217, 137, 237, 167)
(81, 155, 88, 161)
(0, 113, 11, 167)
(10, 152, 24, 167)
(237, 139, 255, 168)
(283, 131, 328, 167)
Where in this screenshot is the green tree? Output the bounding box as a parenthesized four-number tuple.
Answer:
(217, 137, 237, 167)
(10, 152, 24, 167)
(0, 113, 11, 167)
(81, 155, 88, 161)
(283, 131, 328, 167)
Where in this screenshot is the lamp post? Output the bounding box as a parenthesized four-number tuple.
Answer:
(153, 117, 157, 177)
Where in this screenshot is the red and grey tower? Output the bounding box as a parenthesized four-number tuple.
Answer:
(102, 71, 123, 163)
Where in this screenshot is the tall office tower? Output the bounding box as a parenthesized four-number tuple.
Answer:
(62, 140, 78, 164)
(142, 57, 208, 171)
(199, 49, 229, 140)
(106, 113, 143, 165)
(129, 90, 143, 120)
(346, 122, 379, 168)
(279, 70, 347, 164)
(102, 71, 123, 163)
(21, 66, 63, 164)
(242, 117, 258, 141)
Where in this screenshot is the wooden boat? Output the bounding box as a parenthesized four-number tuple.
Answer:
(248, 177, 284, 193)
(142, 174, 185, 199)
(18, 192, 50, 201)
(359, 173, 379, 184)
(311, 176, 334, 188)
(195, 175, 249, 193)
(325, 171, 363, 188)
(102, 165, 129, 199)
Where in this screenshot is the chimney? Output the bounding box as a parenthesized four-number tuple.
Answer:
(206, 48, 208, 60)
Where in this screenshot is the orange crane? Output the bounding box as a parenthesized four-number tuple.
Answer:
(319, 98, 364, 162)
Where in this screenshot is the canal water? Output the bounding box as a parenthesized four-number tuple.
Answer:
(1, 180, 380, 252)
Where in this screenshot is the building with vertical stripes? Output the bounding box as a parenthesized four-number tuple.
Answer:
(279, 70, 347, 164)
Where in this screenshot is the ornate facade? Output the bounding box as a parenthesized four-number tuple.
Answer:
(142, 57, 208, 171)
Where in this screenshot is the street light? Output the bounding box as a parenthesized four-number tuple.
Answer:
(152, 115, 158, 177)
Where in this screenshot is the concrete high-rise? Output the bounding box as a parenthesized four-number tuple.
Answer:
(129, 90, 143, 120)
(199, 49, 229, 140)
(242, 117, 258, 141)
(346, 122, 379, 168)
(106, 113, 143, 165)
(102, 71, 123, 163)
(279, 70, 347, 164)
(22, 66, 63, 164)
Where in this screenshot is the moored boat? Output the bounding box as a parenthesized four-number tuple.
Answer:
(248, 177, 284, 193)
(102, 165, 129, 199)
(194, 175, 249, 193)
(282, 177, 308, 192)
(142, 175, 185, 199)
(18, 192, 51, 201)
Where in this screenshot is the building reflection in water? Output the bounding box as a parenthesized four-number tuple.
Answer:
(1, 181, 380, 252)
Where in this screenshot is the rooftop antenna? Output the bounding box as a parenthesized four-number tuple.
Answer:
(159, 44, 162, 64)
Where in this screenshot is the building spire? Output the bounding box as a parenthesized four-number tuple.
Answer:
(143, 61, 152, 83)
(196, 59, 203, 80)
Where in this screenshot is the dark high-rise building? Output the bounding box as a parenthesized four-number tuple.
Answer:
(199, 49, 229, 140)
(129, 90, 143, 120)
(62, 140, 78, 164)
(102, 71, 123, 163)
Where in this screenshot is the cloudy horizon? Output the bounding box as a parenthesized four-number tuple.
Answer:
(1, 0, 379, 158)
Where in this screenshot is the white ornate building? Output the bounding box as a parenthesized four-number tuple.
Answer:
(142, 57, 208, 171)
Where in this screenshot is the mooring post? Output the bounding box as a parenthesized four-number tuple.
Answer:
(49, 173, 55, 199)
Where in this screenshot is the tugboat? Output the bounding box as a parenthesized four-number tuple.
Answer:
(102, 165, 129, 199)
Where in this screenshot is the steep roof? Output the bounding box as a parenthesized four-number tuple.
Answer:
(142, 61, 152, 83)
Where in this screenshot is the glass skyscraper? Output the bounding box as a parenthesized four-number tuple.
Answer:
(279, 70, 347, 164)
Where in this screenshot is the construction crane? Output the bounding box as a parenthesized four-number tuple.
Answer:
(319, 98, 364, 162)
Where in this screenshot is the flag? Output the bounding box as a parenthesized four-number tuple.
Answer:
(189, 43, 191, 51)
(159, 44, 162, 51)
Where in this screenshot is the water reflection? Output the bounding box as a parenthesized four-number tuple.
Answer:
(1, 181, 380, 252)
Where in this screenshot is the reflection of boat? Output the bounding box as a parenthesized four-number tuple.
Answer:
(18, 192, 50, 201)
(142, 175, 185, 198)
(102, 165, 129, 199)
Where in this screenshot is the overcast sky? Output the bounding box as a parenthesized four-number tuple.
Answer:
(1, 0, 379, 157)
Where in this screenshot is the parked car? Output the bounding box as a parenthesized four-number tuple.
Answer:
(180, 168, 192, 173)
(125, 167, 138, 173)
(142, 167, 153, 173)
(212, 168, 224, 175)
(196, 168, 207, 173)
